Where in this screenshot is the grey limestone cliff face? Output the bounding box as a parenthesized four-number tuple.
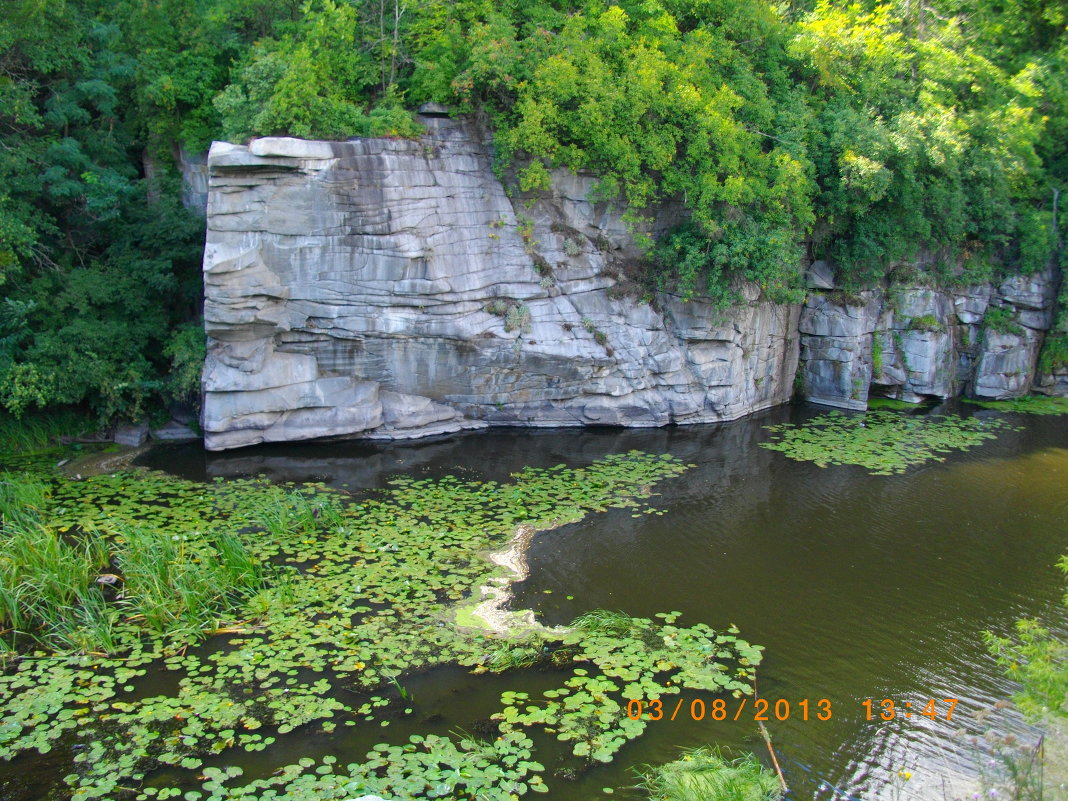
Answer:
(797, 268, 1062, 408)
(201, 114, 800, 450)
(201, 114, 1064, 450)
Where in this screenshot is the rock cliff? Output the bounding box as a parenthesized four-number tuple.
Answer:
(797, 268, 1061, 409)
(200, 111, 1063, 450)
(201, 113, 799, 450)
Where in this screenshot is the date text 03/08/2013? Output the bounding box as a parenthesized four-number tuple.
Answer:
(625, 698, 959, 722)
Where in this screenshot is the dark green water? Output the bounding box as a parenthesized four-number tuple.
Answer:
(142, 403, 1068, 800)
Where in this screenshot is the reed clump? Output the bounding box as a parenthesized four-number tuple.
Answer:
(635, 747, 783, 801)
(0, 472, 266, 653)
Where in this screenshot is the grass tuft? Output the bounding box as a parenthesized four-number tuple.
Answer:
(570, 609, 634, 637)
(635, 747, 783, 801)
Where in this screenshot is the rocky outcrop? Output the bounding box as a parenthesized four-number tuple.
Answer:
(201, 114, 800, 450)
(200, 113, 1063, 450)
(797, 268, 1061, 408)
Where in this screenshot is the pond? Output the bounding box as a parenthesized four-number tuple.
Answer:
(1, 402, 1065, 801)
(136, 402, 1068, 800)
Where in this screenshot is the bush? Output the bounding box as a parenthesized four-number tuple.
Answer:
(1039, 332, 1068, 374)
(985, 306, 1024, 335)
(908, 315, 945, 333)
(986, 556, 1068, 721)
(164, 322, 206, 406)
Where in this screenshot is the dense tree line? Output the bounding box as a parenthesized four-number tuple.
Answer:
(1, 0, 1065, 420)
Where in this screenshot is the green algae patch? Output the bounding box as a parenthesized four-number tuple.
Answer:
(761, 410, 1016, 475)
(866, 397, 924, 411)
(0, 450, 768, 800)
(963, 395, 1068, 415)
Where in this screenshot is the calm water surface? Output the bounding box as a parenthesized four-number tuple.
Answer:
(142, 403, 1068, 800)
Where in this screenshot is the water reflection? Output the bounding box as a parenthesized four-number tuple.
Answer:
(139, 404, 1068, 799)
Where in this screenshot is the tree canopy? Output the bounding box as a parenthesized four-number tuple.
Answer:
(0, 0, 1065, 418)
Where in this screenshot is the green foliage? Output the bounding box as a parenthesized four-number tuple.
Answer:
(907, 314, 945, 333)
(870, 333, 884, 375)
(4, 0, 1066, 420)
(476, 2, 813, 304)
(0, 409, 93, 456)
(0, 1, 206, 422)
(163, 321, 205, 405)
(761, 410, 1015, 474)
(794, 1, 1051, 287)
(1039, 332, 1068, 375)
(636, 747, 783, 801)
(214, 2, 422, 141)
(985, 555, 1068, 720)
(484, 298, 510, 316)
(1039, 284, 1068, 374)
(0, 450, 714, 799)
(504, 302, 532, 334)
(984, 305, 1024, 335)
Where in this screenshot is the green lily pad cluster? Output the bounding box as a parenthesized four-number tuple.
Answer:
(761, 410, 1016, 475)
(495, 612, 762, 765)
(0, 449, 764, 800)
(180, 732, 544, 800)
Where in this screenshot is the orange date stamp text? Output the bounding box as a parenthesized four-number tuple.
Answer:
(626, 697, 833, 722)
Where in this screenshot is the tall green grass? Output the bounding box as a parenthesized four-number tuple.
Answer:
(0, 470, 50, 525)
(636, 747, 783, 801)
(252, 489, 345, 538)
(116, 525, 265, 641)
(0, 409, 94, 456)
(0, 472, 267, 653)
(0, 475, 112, 651)
(571, 609, 635, 637)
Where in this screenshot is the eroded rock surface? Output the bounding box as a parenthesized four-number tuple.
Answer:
(201, 116, 800, 450)
(201, 115, 1064, 449)
(797, 270, 1061, 407)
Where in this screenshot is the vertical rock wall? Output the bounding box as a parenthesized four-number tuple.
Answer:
(797, 268, 1061, 408)
(201, 113, 800, 450)
(200, 113, 1063, 450)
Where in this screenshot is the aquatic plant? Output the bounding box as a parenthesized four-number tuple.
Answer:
(493, 613, 762, 764)
(114, 524, 266, 641)
(964, 395, 1068, 415)
(762, 410, 1014, 475)
(865, 397, 921, 411)
(571, 609, 635, 637)
(635, 747, 783, 801)
(0, 450, 742, 801)
(0, 517, 111, 651)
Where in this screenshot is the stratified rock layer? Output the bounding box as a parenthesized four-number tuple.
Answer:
(201, 115, 800, 450)
(201, 115, 1064, 450)
(798, 271, 1061, 409)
